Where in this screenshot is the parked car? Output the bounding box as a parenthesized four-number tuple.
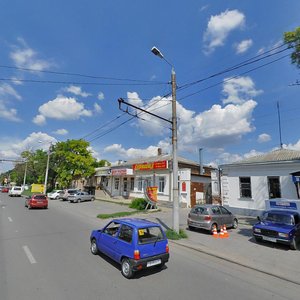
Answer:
(25, 194, 48, 209)
(8, 186, 23, 197)
(90, 218, 169, 279)
(68, 191, 95, 203)
(47, 189, 63, 200)
(187, 204, 238, 234)
(60, 189, 79, 201)
(1, 187, 9, 193)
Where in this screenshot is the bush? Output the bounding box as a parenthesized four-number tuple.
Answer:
(129, 198, 147, 210)
(165, 229, 188, 240)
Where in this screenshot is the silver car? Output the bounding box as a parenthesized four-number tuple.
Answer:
(68, 191, 95, 203)
(187, 204, 238, 234)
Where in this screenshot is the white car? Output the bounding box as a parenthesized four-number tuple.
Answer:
(8, 186, 23, 197)
(47, 190, 63, 200)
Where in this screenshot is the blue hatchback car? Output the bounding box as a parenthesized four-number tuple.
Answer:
(90, 218, 170, 278)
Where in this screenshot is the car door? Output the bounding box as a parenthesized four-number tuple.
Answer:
(219, 206, 233, 227)
(98, 221, 121, 260)
(211, 206, 222, 228)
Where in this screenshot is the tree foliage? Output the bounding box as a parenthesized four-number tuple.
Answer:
(284, 27, 300, 68)
(52, 139, 96, 188)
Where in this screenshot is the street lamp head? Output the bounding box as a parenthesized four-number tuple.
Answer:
(151, 46, 164, 59)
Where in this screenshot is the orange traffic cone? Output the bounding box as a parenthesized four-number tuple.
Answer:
(212, 226, 218, 238)
(223, 225, 229, 238)
(219, 226, 225, 238)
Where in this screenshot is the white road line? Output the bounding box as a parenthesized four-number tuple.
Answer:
(22, 246, 37, 264)
(8, 217, 13, 222)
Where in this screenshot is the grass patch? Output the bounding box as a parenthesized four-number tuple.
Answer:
(165, 229, 188, 240)
(97, 210, 140, 219)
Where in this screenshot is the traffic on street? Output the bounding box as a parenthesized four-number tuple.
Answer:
(1, 193, 300, 300)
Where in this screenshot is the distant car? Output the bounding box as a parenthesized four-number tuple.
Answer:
(1, 187, 9, 193)
(25, 194, 48, 209)
(68, 191, 95, 203)
(187, 204, 238, 234)
(60, 189, 79, 201)
(47, 189, 63, 200)
(8, 186, 23, 197)
(90, 218, 169, 279)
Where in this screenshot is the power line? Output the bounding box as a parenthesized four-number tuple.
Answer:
(0, 77, 167, 86)
(0, 64, 166, 84)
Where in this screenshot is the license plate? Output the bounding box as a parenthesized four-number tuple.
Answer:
(263, 236, 277, 243)
(147, 259, 161, 267)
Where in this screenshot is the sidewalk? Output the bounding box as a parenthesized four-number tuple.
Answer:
(96, 199, 300, 285)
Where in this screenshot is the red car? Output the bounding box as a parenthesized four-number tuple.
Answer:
(25, 194, 48, 209)
(1, 187, 9, 193)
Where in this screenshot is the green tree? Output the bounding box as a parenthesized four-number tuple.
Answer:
(52, 139, 96, 188)
(93, 159, 111, 167)
(284, 27, 300, 68)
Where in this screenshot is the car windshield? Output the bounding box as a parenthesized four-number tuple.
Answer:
(263, 212, 294, 225)
(138, 226, 164, 244)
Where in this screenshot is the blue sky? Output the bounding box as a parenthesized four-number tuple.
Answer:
(0, 0, 300, 172)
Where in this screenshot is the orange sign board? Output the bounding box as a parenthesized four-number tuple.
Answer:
(147, 186, 158, 202)
(133, 160, 168, 171)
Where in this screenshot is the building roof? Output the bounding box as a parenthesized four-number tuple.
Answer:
(222, 149, 300, 167)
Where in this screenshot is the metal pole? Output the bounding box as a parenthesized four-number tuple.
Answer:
(43, 146, 50, 194)
(23, 161, 28, 186)
(171, 67, 179, 233)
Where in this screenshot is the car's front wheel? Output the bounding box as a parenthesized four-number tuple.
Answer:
(232, 218, 238, 229)
(290, 237, 298, 250)
(91, 197, 95, 201)
(90, 239, 99, 255)
(121, 258, 134, 279)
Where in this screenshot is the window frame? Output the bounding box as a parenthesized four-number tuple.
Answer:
(239, 177, 252, 198)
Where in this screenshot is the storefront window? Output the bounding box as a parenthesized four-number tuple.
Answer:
(158, 176, 165, 193)
(137, 178, 143, 191)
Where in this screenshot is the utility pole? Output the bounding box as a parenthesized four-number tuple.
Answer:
(277, 101, 283, 149)
(43, 145, 51, 194)
(171, 67, 179, 233)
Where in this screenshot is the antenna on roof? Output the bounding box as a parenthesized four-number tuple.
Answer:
(277, 101, 283, 149)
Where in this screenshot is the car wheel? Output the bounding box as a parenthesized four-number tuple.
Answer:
(27, 205, 31, 210)
(290, 237, 298, 250)
(78, 199, 81, 203)
(210, 223, 218, 235)
(90, 239, 99, 255)
(121, 258, 134, 279)
(55, 196, 59, 200)
(232, 219, 238, 229)
(188, 225, 194, 231)
(91, 197, 95, 201)
(254, 236, 261, 243)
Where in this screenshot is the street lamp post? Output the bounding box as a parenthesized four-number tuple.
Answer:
(23, 161, 28, 186)
(151, 46, 179, 233)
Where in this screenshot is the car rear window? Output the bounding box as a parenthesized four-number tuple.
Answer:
(34, 195, 47, 200)
(14, 187, 22, 191)
(138, 226, 164, 244)
(194, 207, 209, 214)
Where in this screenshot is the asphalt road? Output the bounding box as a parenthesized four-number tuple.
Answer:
(1, 194, 299, 300)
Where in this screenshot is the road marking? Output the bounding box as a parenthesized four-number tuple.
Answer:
(22, 246, 37, 264)
(8, 217, 13, 222)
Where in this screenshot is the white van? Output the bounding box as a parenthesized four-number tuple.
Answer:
(8, 186, 23, 197)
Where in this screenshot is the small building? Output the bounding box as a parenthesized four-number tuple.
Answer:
(220, 149, 300, 216)
(95, 151, 218, 208)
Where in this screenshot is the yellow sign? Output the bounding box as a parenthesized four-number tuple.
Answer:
(31, 184, 44, 193)
(138, 229, 145, 236)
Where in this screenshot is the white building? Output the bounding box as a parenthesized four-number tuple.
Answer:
(95, 152, 217, 208)
(220, 149, 300, 216)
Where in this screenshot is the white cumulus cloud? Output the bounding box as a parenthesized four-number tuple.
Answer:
(98, 92, 105, 100)
(235, 39, 253, 54)
(203, 9, 245, 53)
(258, 133, 271, 143)
(33, 96, 93, 125)
(64, 85, 91, 98)
(222, 76, 263, 104)
(10, 38, 52, 71)
(53, 128, 68, 135)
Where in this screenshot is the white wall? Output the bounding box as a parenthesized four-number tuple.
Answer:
(221, 162, 300, 214)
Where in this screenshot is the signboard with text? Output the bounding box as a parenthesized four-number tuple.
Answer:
(133, 160, 168, 171)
